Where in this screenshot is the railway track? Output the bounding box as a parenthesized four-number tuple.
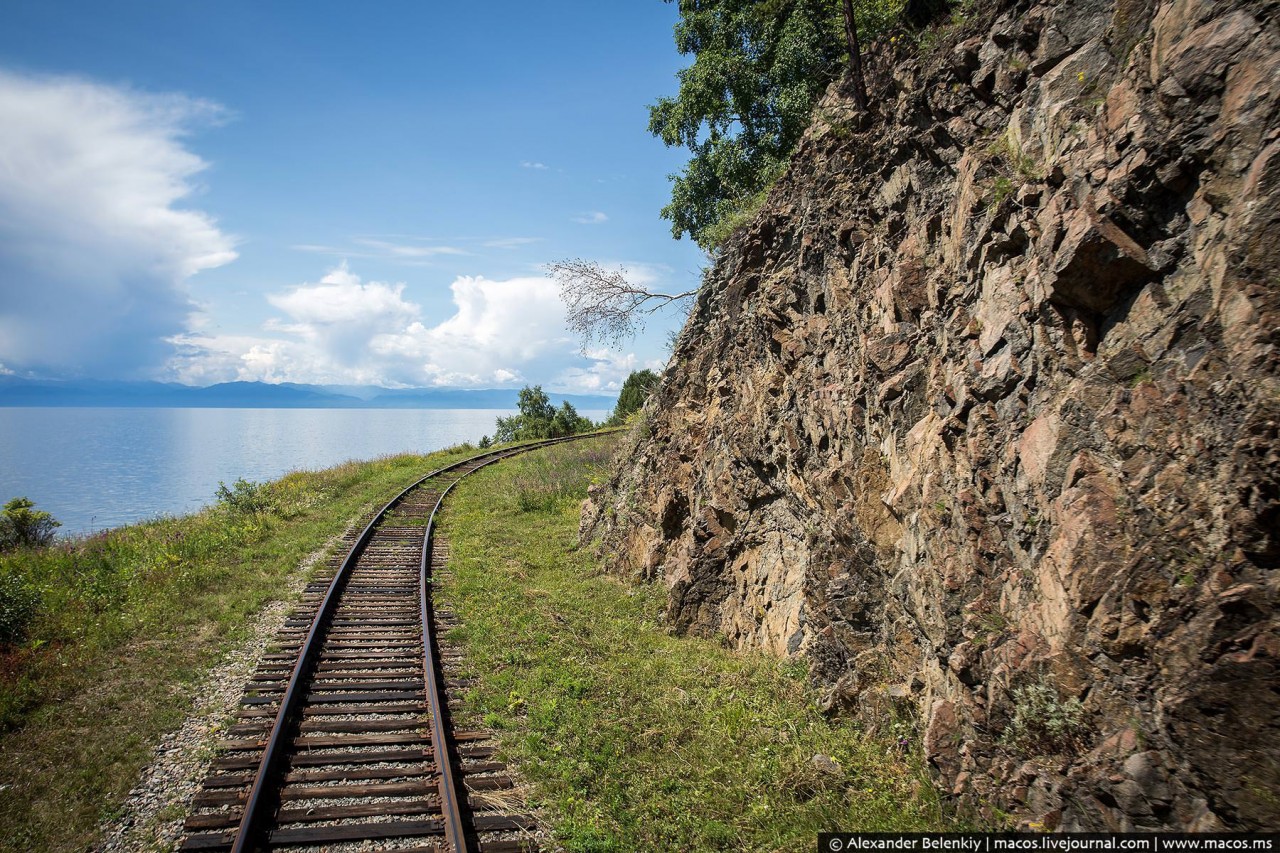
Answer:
(179, 434, 603, 853)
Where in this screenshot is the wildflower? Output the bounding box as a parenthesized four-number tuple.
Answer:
(1077, 72, 1086, 82)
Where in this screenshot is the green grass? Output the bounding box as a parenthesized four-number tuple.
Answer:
(439, 437, 961, 852)
(0, 442, 482, 852)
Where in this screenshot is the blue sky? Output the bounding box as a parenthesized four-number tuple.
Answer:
(0, 1, 706, 393)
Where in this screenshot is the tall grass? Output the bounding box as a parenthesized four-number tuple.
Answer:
(507, 438, 617, 512)
(440, 437, 966, 851)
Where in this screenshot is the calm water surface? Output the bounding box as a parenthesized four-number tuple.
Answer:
(0, 408, 607, 535)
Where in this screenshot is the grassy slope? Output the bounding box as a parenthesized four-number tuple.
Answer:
(440, 436, 963, 852)
(0, 445, 478, 852)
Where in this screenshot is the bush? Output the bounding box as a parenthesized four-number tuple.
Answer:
(0, 498, 61, 551)
(0, 566, 41, 645)
(509, 439, 616, 513)
(215, 478, 271, 515)
(1002, 679, 1086, 753)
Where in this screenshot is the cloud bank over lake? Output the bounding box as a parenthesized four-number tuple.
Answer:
(0, 69, 236, 378)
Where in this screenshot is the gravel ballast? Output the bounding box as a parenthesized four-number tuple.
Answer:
(94, 536, 340, 853)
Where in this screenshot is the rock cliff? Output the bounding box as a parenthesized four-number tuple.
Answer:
(583, 0, 1280, 830)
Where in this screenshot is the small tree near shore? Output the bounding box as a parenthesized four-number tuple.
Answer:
(495, 385, 595, 443)
(0, 497, 60, 551)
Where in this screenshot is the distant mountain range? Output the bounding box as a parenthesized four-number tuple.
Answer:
(0, 377, 617, 411)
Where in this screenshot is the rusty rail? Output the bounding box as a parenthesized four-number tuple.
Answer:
(180, 431, 614, 852)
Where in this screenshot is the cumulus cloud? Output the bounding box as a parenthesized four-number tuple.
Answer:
(265, 263, 421, 365)
(520, 160, 548, 170)
(572, 211, 609, 225)
(171, 265, 601, 389)
(371, 274, 569, 386)
(0, 69, 236, 377)
(553, 349, 664, 394)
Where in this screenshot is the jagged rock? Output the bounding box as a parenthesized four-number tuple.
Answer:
(585, 0, 1280, 831)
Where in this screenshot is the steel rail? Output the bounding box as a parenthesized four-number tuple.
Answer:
(228, 431, 615, 852)
(418, 435, 584, 852)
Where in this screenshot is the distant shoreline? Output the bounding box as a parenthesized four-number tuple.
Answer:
(0, 402, 594, 409)
(0, 378, 616, 410)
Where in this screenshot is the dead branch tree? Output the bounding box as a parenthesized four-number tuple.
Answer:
(548, 259, 698, 350)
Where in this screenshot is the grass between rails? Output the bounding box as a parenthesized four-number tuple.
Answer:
(439, 437, 962, 852)
(0, 443, 483, 853)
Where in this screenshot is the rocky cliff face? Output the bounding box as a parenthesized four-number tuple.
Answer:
(583, 0, 1280, 830)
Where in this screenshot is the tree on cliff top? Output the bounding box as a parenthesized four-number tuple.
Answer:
(650, 0, 905, 250)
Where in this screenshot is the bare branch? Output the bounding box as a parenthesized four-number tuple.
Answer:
(547, 259, 697, 350)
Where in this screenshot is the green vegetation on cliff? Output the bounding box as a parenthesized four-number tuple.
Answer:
(651, 0, 904, 249)
(607, 369, 660, 425)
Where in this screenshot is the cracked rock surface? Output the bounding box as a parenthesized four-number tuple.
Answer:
(585, 0, 1279, 831)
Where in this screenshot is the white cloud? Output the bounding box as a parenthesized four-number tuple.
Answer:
(520, 160, 548, 170)
(0, 69, 236, 377)
(553, 349, 644, 393)
(171, 265, 602, 389)
(483, 236, 541, 250)
(600, 260, 673, 289)
(572, 211, 609, 225)
(352, 238, 468, 259)
(291, 238, 467, 263)
(266, 263, 421, 363)
(372, 274, 569, 386)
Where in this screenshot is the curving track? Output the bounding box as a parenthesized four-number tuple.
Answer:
(179, 435, 604, 852)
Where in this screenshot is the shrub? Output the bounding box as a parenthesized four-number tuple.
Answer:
(509, 439, 616, 514)
(0, 498, 61, 551)
(1002, 679, 1086, 753)
(215, 478, 271, 515)
(0, 566, 41, 645)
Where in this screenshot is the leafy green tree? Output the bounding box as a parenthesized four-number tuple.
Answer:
(650, 0, 903, 250)
(495, 386, 595, 442)
(551, 401, 594, 437)
(0, 497, 61, 551)
(608, 369, 660, 425)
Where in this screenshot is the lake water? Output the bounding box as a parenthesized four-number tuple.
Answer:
(0, 408, 607, 536)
